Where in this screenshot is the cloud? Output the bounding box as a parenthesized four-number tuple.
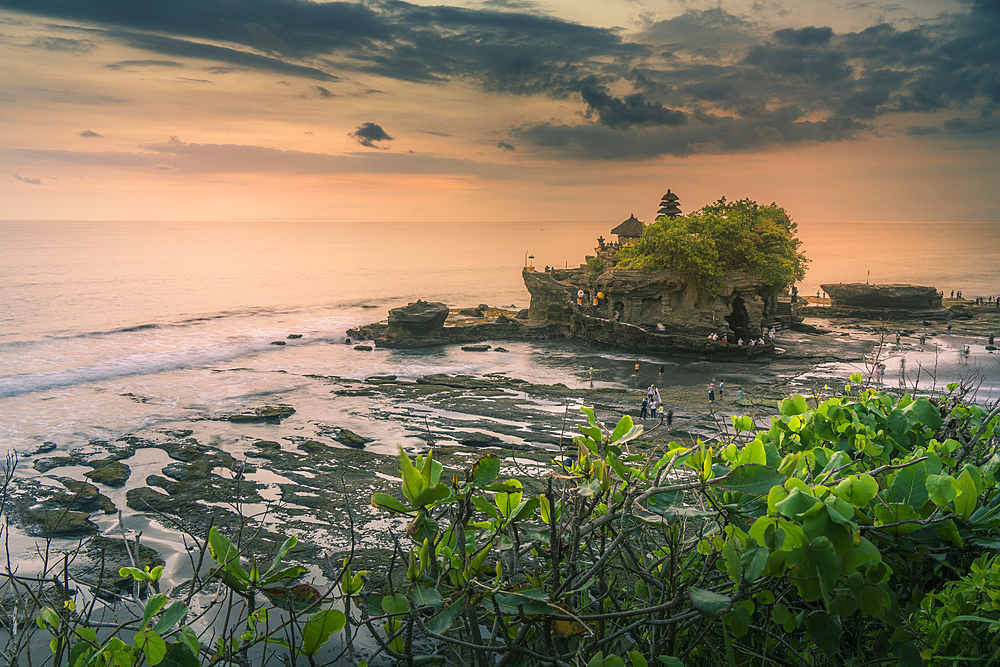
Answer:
(29, 36, 96, 53)
(14, 174, 42, 185)
(905, 125, 940, 135)
(349, 122, 394, 148)
(497, 140, 516, 151)
(3, 0, 999, 161)
(514, 106, 865, 160)
(79, 130, 102, 138)
(105, 59, 183, 70)
(580, 85, 687, 129)
(314, 86, 336, 98)
(2, 139, 529, 180)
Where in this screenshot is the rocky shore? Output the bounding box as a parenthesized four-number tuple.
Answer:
(8, 296, 1000, 605)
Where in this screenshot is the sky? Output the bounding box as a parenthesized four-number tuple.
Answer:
(1, 0, 998, 223)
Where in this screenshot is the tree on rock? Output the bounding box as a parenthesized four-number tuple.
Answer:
(616, 197, 808, 295)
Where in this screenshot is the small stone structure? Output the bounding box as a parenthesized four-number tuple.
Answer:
(821, 284, 942, 309)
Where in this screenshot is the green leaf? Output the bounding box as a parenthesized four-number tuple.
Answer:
(739, 439, 766, 466)
(408, 585, 444, 609)
(371, 492, 413, 514)
(925, 474, 959, 508)
(775, 488, 821, 518)
(779, 394, 808, 416)
(177, 626, 200, 662)
(301, 609, 346, 655)
(709, 464, 786, 495)
(610, 415, 634, 443)
(142, 594, 170, 629)
(160, 642, 201, 667)
(805, 611, 843, 658)
(208, 527, 247, 582)
(153, 601, 188, 634)
(657, 658, 684, 667)
(587, 652, 625, 667)
(495, 479, 523, 517)
(264, 534, 298, 579)
(426, 595, 465, 634)
(890, 462, 929, 509)
(381, 592, 409, 615)
(873, 503, 922, 535)
(261, 565, 308, 586)
(953, 467, 979, 520)
(470, 455, 500, 487)
(688, 588, 732, 617)
(732, 415, 754, 432)
(138, 630, 168, 666)
(412, 482, 451, 508)
(792, 536, 838, 602)
(398, 446, 426, 504)
(580, 405, 598, 427)
(832, 474, 879, 507)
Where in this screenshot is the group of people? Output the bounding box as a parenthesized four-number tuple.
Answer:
(639, 384, 673, 425)
(949, 290, 1000, 306)
(708, 381, 724, 401)
(707, 327, 776, 345)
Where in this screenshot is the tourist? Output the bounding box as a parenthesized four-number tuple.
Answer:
(736, 389, 743, 404)
(900, 357, 906, 373)
(640, 397, 648, 419)
(650, 400, 658, 418)
(989, 333, 994, 346)
(769, 327, 776, 339)
(895, 331, 901, 345)
(709, 382, 715, 402)
(749, 339, 756, 346)
(634, 362, 639, 374)
(719, 381, 724, 398)
(666, 409, 673, 426)
(657, 322, 666, 332)
(963, 344, 970, 356)
(951, 290, 955, 298)
(658, 365, 664, 380)
(947, 323, 952, 335)
(737, 338, 743, 346)
(615, 310, 621, 322)
(653, 385, 662, 407)
(590, 366, 594, 387)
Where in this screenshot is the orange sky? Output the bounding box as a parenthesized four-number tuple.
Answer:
(1, 0, 998, 222)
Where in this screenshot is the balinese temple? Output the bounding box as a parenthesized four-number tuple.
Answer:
(658, 189, 681, 218)
(610, 214, 643, 245)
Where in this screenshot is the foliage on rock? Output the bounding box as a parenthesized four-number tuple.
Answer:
(616, 197, 808, 295)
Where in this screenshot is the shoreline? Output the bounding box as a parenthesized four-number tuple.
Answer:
(4, 302, 1000, 628)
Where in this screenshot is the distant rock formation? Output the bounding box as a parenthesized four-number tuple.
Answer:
(524, 267, 780, 342)
(821, 284, 942, 309)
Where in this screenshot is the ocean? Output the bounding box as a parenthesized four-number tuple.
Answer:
(1, 218, 999, 457)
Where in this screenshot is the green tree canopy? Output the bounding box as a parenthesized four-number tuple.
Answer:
(616, 197, 808, 295)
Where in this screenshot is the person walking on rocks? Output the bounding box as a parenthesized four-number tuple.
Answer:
(589, 366, 594, 388)
(667, 409, 674, 426)
(640, 397, 648, 419)
(633, 362, 639, 374)
(947, 323, 952, 336)
(989, 333, 994, 346)
(709, 382, 715, 402)
(719, 381, 724, 398)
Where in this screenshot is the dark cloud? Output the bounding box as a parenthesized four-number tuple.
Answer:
(514, 107, 865, 159)
(315, 86, 336, 98)
(349, 122, 393, 148)
(581, 86, 687, 129)
(79, 129, 102, 138)
(773, 26, 833, 46)
(497, 140, 516, 151)
(3, 0, 998, 160)
(905, 125, 940, 135)
(14, 174, 42, 185)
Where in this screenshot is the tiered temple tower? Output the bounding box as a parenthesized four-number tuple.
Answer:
(657, 189, 681, 218)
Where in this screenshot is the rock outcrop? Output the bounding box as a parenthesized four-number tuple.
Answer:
(382, 299, 450, 348)
(524, 267, 777, 341)
(820, 284, 941, 309)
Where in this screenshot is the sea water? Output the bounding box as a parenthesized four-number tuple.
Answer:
(2, 219, 999, 455)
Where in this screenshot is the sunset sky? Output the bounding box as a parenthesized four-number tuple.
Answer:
(1, 0, 998, 223)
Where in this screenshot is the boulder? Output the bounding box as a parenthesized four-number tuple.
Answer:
(336, 429, 369, 449)
(84, 459, 131, 488)
(384, 300, 449, 347)
(459, 432, 504, 447)
(459, 308, 485, 317)
(354, 345, 373, 351)
(821, 283, 941, 309)
(462, 344, 492, 352)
